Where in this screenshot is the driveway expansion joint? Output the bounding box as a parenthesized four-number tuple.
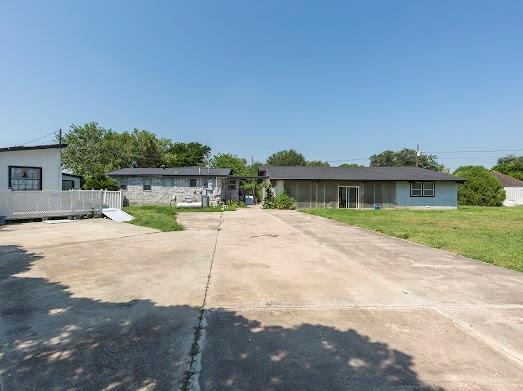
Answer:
(181, 212, 223, 391)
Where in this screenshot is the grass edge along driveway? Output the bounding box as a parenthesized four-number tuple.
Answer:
(302, 206, 523, 272)
(123, 205, 234, 232)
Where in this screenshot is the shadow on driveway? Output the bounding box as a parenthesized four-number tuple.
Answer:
(0, 245, 438, 390)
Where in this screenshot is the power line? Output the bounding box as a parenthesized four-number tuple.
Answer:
(424, 148, 523, 154)
(325, 147, 523, 163)
(22, 130, 59, 146)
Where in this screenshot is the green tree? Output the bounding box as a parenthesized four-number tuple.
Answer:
(61, 122, 119, 181)
(492, 155, 523, 180)
(339, 163, 363, 168)
(453, 166, 505, 206)
(164, 142, 211, 167)
(266, 149, 306, 166)
(306, 160, 330, 167)
(129, 129, 167, 168)
(210, 153, 253, 176)
(369, 148, 445, 171)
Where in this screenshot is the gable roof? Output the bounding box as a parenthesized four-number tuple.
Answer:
(0, 143, 67, 152)
(491, 171, 523, 187)
(107, 167, 232, 177)
(259, 166, 465, 182)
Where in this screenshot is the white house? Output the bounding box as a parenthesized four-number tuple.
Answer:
(0, 144, 65, 191)
(491, 171, 523, 206)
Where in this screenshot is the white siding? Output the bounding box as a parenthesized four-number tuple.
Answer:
(504, 187, 523, 206)
(0, 148, 62, 191)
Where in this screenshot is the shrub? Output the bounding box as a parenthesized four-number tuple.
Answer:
(453, 166, 505, 206)
(274, 192, 296, 209)
(263, 188, 296, 210)
(83, 175, 119, 190)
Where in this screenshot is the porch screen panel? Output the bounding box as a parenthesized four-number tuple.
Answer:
(324, 182, 338, 208)
(381, 182, 395, 208)
(362, 182, 375, 208)
(318, 182, 326, 208)
(296, 181, 310, 209)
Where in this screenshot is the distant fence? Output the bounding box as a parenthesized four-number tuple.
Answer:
(0, 190, 122, 220)
(505, 187, 523, 205)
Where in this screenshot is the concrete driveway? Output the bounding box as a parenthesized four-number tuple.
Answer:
(0, 219, 216, 390)
(1, 209, 523, 390)
(195, 208, 523, 390)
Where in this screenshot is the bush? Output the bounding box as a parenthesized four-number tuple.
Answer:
(83, 175, 119, 190)
(453, 166, 505, 206)
(263, 188, 296, 210)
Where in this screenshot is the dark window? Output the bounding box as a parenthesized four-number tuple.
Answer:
(119, 178, 128, 190)
(190, 178, 198, 187)
(410, 181, 435, 197)
(62, 180, 74, 190)
(143, 178, 152, 191)
(9, 166, 42, 191)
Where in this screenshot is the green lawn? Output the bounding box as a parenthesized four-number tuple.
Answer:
(302, 206, 523, 272)
(123, 205, 231, 232)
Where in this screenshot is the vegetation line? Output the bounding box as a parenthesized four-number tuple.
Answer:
(302, 206, 523, 272)
(181, 212, 223, 391)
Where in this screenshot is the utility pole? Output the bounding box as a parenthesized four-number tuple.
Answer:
(59, 129, 62, 144)
(415, 144, 420, 167)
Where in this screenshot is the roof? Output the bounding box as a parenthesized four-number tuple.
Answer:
(0, 143, 67, 152)
(491, 171, 523, 187)
(62, 172, 84, 179)
(107, 167, 232, 177)
(259, 166, 465, 182)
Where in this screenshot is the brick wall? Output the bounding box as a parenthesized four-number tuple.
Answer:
(119, 176, 224, 206)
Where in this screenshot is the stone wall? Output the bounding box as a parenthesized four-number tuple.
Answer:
(117, 176, 224, 206)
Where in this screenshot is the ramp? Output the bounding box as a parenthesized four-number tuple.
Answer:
(102, 208, 134, 222)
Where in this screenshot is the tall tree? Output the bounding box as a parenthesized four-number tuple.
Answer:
(164, 142, 211, 167)
(370, 148, 445, 171)
(61, 122, 212, 180)
(493, 154, 523, 180)
(129, 129, 166, 168)
(266, 149, 306, 166)
(61, 122, 119, 180)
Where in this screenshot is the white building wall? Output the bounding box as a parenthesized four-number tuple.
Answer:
(0, 148, 62, 191)
(504, 187, 523, 206)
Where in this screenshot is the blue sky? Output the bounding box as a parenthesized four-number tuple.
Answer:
(0, 0, 522, 169)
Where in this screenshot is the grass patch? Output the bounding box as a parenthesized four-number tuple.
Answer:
(302, 206, 523, 272)
(123, 205, 232, 232)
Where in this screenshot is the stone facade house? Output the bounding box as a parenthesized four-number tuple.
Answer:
(107, 167, 233, 206)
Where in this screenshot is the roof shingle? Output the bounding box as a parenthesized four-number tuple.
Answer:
(107, 167, 231, 177)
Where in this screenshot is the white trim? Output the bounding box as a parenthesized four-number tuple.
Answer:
(337, 185, 359, 209)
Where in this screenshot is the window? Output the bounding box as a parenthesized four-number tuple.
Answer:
(143, 178, 152, 191)
(9, 166, 42, 191)
(62, 180, 74, 190)
(189, 178, 198, 187)
(162, 177, 174, 187)
(410, 181, 435, 197)
(423, 181, 435, 197)
(228, 179, 237, 190)
(119, 178, 128, 190)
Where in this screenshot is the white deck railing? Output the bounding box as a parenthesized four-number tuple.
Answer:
(0, 190, 122, 220)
